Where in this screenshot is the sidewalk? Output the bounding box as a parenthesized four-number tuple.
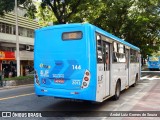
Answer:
(120, 79, 160, 120)
(141, 65, 148, 71)
(131, 79, 160, 111)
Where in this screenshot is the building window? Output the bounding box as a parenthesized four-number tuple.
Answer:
(18, 27, 24, 36)
(0, 22, 34, 38)
(0, 22, 14, 34)
(27, 29, 34, 38)
(1, 23, 5, 33)
(5, 24, 12, 34)
(11, 25, 15, 35)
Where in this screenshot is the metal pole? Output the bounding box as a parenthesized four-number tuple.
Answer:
(15, 0, 20, 77)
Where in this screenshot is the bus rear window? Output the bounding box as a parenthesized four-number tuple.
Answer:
(62, 31, 82, 40)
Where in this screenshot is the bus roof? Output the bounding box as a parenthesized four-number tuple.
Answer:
(35, 23, 140, 51)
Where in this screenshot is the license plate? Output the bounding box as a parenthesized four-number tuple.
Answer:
(54, 79, 64, 84)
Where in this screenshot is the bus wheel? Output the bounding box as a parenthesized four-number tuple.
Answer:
(113, 81, 121, 100)
(132, 75, 138, 87)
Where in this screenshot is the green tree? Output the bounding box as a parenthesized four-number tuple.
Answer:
(84, 0, 160, 63)
(0, 0, 26, 16)
(91, 0, 134, 37)
(35, 3, 57, 26)
(68, 0, 105, 23)
(1, 0, 159, 63)
(124, 0, 160, 59)
(23, 0, 37, 19)
(40, 0, 83, 24)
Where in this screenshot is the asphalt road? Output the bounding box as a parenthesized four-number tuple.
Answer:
(0, 71, 160, 120)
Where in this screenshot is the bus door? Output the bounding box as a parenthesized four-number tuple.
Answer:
(125, 49, 129, 87)
(103, 42, 110, 96)
(96, 34, 110, 101)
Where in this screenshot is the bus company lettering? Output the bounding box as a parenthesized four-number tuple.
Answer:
(98, 75, 103, 81)
(98, 66, 103, 71)
(40, 63, 51, 69)
(53, 74, 64, 78)
(98, 75, 103, 84)
(40, 70, 49, 77)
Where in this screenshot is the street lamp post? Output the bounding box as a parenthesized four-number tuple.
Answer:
(15, 0, 20, 77)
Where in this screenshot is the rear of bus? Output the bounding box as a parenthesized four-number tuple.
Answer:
(34, 23, 96, 101)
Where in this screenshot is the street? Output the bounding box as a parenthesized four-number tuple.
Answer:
(0, 71, 160, 120)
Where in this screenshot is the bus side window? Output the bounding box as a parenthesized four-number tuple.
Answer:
(113, 42, 118, 62)
(113, 52, 118, 62)
(97, 50, 103, 63)
(96, 34, 103, 63)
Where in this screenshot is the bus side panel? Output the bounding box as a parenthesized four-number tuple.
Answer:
(85, 25, 97, 102)
(112, 63, 126, 91)
(129, 63, 139, 85)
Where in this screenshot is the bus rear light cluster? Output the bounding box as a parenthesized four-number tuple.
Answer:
(85, 72, 89, 76)
(84, 77, 89, 81)
(81, 70, 90, 89)
(83, 82, 87, 86)
(35, 70, 40, 85)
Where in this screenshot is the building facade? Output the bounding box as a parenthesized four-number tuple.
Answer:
(0, 11, 40, 78)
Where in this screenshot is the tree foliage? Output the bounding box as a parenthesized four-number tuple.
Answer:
(35, 2, 57, 26)
(40, 0, 83, 24)
(23, 0, 37, 19)
(125, 0, 160, 58)
(0, 0, 26, 16)
(0, 0, 160, 59)
(86, 0, 160, 58)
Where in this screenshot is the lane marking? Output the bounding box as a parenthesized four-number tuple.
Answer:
(0, 93, 35, 101)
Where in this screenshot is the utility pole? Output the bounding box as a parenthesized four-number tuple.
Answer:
(15, 0, 20, 77)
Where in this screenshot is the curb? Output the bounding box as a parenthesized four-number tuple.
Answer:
(1, 78, 34, 87)
(0, 77, 34, 90)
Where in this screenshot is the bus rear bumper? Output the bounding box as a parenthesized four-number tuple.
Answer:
(34, 85, 95, 101)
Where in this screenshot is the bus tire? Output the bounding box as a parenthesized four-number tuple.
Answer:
(132, 74, 138, 87)
(113, 80, 121, 100)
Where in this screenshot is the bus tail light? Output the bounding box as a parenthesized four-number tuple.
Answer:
(81, 70, 90, 89)
(35, 70, 40, 85)
(84, 77, 89, 81)
(86, 72, 89, 76)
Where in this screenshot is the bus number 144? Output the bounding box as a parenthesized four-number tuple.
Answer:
(72, 65, 81, 70)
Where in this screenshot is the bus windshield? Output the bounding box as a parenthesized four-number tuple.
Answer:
(149, 57, 159, 61)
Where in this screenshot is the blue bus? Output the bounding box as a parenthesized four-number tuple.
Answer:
(34, 23, 141, 102)
(148, 56, 160, 70)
